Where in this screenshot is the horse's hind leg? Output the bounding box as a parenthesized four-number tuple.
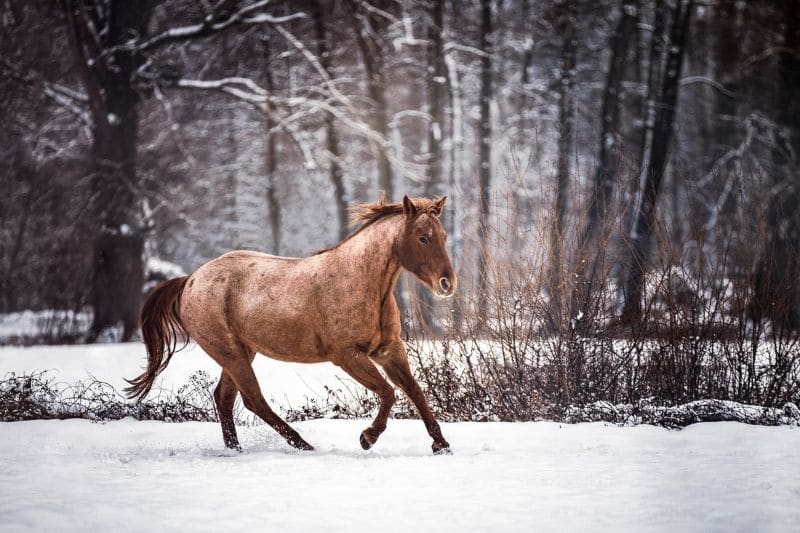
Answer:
(335, 356, 395, 450)
(224, 358, 314, 451)
(214, 370, 240, 450)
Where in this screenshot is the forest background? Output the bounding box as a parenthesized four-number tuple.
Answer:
(2, 0, 799, 417)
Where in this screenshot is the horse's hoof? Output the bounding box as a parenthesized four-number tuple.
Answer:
(432, 443, 452, 455)
(360, 429, 376, 450)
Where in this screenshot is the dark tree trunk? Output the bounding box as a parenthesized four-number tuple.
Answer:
(476, 0, 493, 322)
(637, 0, 666, 169)
(424, 0, 448, 198)
(700, 1, 741, 259)
(224, 31, 241, 238)
(572, 0, 638, 325)
(262, 34, 282, 254)
(62, 0, 151, 341)
(349, 0, 393, 198)
(621, 0, 693, 322)
(416, 0, 450, 333)
(711, 2, 740, 160)
(518, 0, 533, 134)
(312, 0, 348, 240)
(548, 0, 576, 330)
(752, 0, 800, 331)
(586, 0, 638, 245)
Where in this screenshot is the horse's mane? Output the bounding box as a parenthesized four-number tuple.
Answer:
(314, 194, 443, 255)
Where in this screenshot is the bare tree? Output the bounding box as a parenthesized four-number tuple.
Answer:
(349, 0, 394, 198)
(424, 0, 448, 199)
(572, 0, 639, 325)
(752, 0, 800, 331)
(261, 33, 282, 254)
(312, 0, 348, 240)
(60, 0, 153, 341)
(476, 0, 493, 322)
(58, 1, 301, 340)
(547, 0, 576, 330)
(621, 0, 694, 322)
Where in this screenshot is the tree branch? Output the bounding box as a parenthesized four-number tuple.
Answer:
(680, 75, 735, 98)
(127, 3, 306, 53)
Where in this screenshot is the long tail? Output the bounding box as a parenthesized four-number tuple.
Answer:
(125, 276, 190, 401)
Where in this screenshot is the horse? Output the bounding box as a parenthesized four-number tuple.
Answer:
(125, 195, 457, 454)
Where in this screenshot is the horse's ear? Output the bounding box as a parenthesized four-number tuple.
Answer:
(432, 196, 447, 217)
(402, 195, 418, 218)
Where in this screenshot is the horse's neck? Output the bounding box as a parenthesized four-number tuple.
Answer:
(334, 216, 403, 298)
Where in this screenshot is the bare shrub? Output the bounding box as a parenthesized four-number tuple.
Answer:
(399, 177, 800, 423)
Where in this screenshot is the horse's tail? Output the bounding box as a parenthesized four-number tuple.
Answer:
(125, 276, 190, 402)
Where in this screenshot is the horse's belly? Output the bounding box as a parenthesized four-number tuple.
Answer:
(257, 351, 328, 364)
(245, 322, 328, 364)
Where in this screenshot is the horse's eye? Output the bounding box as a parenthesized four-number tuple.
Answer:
(418, 235, 430, 245)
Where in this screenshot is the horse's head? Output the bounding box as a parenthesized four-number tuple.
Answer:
(397, 195, 457, 297)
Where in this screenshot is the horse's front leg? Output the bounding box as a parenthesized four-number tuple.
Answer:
(334, 355, 396, 450)
(373, 340, 451, 454)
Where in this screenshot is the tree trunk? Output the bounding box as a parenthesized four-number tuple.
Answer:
(621, 0, 693, 322)
(637, 0, 666, 170)
(548, 0, 576, 330)
(414, 0, 451, 334)
(698, 1, 741, 261)
(425, 0, 448, 198)
(312, 0, 348, 240)
(572, 0, 638, 326)
(350, 1, 393, 198)
(752, 0, 800, 331)
(62, 1, 151, 342)
(476, 0, 493, 323)
(262, 34, 282, 254)
(518, 0, 534, 136)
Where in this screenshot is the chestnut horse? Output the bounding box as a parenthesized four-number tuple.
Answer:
(126, 196, 456, 453)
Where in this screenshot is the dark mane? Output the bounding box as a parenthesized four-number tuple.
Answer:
(314, 195, 443, 255)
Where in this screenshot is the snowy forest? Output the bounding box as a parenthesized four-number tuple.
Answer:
(2, 0, 800, 415)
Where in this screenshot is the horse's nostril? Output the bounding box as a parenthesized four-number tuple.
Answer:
(439, 277, 451, 292)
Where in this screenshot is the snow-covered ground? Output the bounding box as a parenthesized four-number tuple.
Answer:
(1, 344, 799, 532)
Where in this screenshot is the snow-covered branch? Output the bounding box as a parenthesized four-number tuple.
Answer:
(125, 2, 306, 53)
(43, 84, 92, 131)
(444, 41, 489, 58)
(680, 75, 735, 98)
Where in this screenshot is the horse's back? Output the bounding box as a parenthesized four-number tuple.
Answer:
(179, 249, 327, 362)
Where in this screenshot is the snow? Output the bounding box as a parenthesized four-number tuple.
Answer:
(145, 257, 186, 280)
(0, 310, 91, 344)
(0, 343, 353, 414)
(1, 344, 799, 532)
(1, 419, 799, 532)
